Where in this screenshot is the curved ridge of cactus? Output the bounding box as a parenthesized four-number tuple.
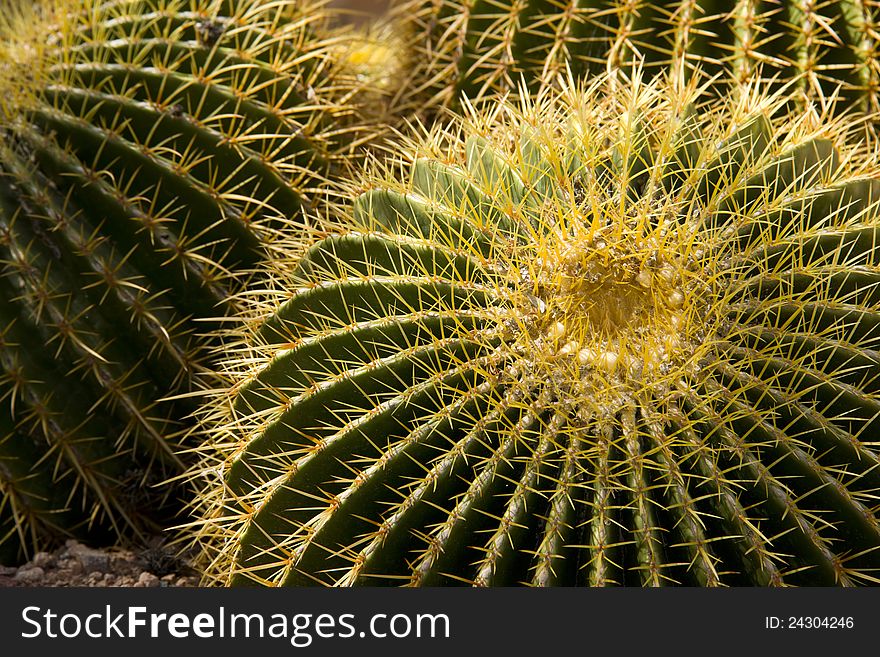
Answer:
(394, 0, 880, 114)
(194, 71, 880, 587)
(0, 0, 371, 565)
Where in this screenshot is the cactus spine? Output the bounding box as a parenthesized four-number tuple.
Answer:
(0, 0, 364, 564)
(398, 0, 880, 113)
(195, 72, 880, 586)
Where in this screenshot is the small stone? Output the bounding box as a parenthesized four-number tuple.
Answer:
(161, 574, 176, 583)
(32, 552, 53, 569)
(138, 572, 160, 588)
(70, 544, 110, 573)
(0, 565, 17, 576)
(14, 567, 44, 584)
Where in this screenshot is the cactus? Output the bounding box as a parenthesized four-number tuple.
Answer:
(195, 71, 880, 586)
(0, 0, 364, 564)
(396, 0, 880, 113)
(331, 21, 412, 126)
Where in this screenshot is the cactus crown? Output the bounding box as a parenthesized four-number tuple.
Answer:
(193, 70, 880, 587)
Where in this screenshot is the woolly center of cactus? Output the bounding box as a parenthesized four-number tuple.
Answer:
(500, 209, 709, 409)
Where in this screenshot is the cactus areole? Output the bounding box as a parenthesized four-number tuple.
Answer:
(200, 73, 880, 587)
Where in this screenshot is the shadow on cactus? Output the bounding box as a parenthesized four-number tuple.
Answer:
(195, 70, 880, 586)
(0, 0, 366, 565)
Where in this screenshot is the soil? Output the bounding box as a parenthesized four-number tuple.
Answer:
(0, 539, 201, 587)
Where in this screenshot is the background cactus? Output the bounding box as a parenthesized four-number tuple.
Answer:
(0, 0, 369, 564)
(330, 20, 412, 126)
(395, 0, 880, 113)
(195, 71, 880, 586)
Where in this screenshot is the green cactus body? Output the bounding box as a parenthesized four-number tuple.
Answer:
(199, 73, 880, 586)
(399, 0, 880, 112)
(0, 0, 357, 564)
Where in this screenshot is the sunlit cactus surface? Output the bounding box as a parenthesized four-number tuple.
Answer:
(195, 72, 880, 587)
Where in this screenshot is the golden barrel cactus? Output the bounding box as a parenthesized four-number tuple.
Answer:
(196, 72, 880, 586)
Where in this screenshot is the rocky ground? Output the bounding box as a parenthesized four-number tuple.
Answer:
(0, 540, 202, 587)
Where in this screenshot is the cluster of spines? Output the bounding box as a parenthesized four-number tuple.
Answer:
(0, 0, 365, 563)
(190, 73, 880, 587)
(395, 0, 880, 113)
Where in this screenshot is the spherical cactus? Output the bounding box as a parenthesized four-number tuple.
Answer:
(396, 0, 880, 113)
(0, 0, 367, 564)
(195, 71, 880, 587)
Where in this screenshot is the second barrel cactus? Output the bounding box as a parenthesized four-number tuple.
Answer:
(0, 0, 366, 564)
